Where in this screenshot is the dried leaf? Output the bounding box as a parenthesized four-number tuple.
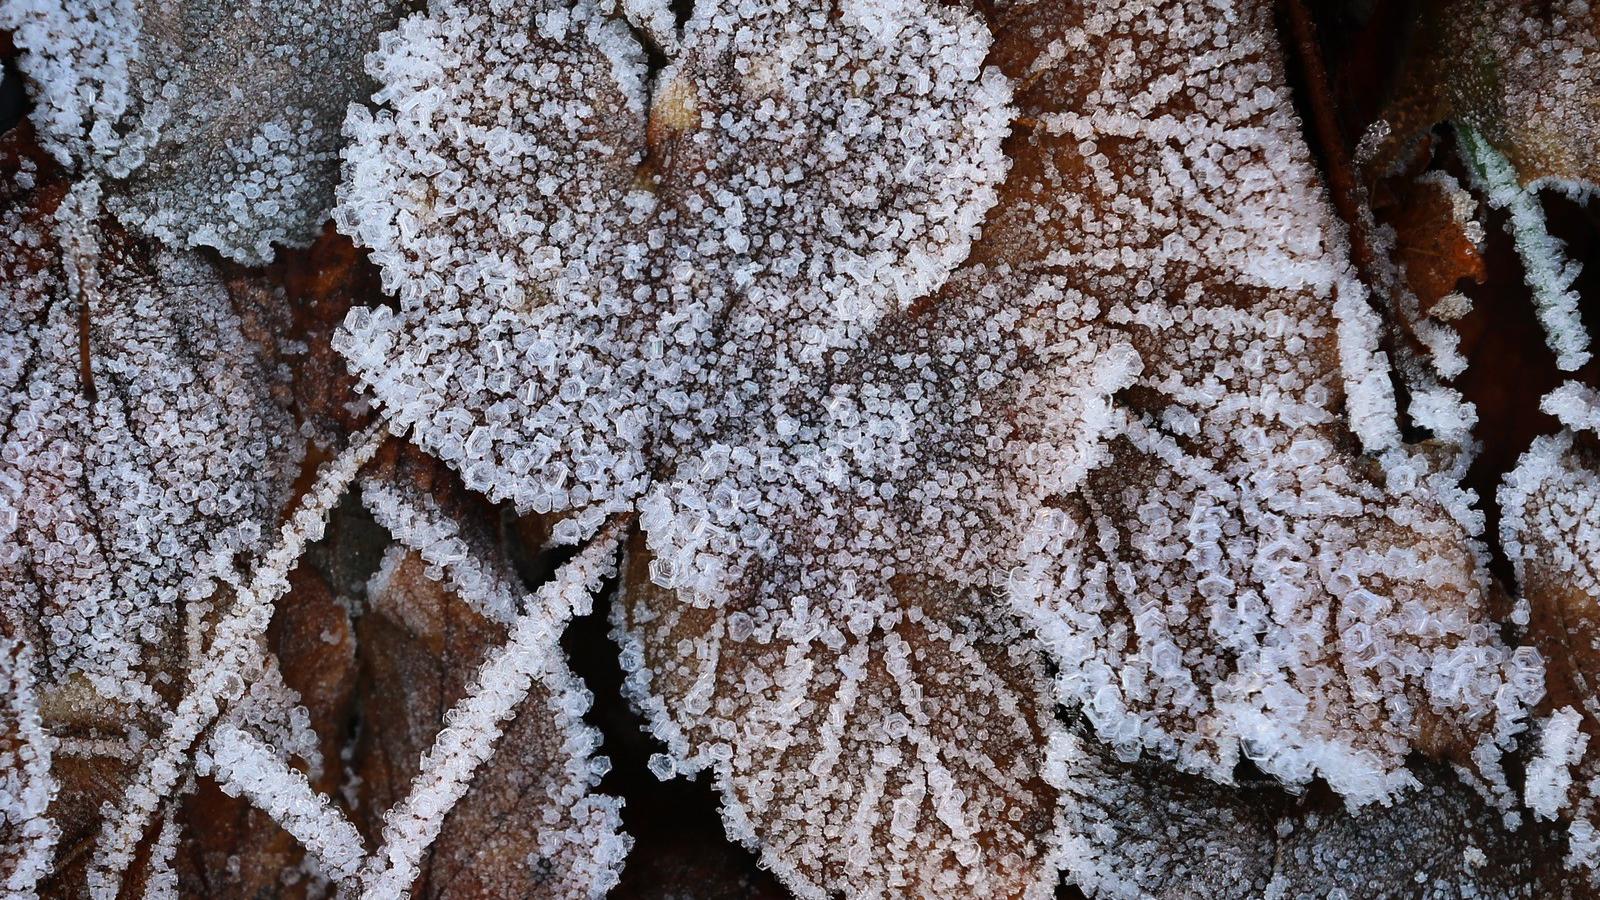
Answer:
(353, 453, 629, 897)
(994, 0, 1537, 804)
(0, 0, 417, 261)
(1057, 721, 1584, 898)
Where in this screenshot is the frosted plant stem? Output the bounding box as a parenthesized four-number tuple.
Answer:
(357, 520, 624, 899)
(1457, 123, 1591, 371)
(2, 639, 60, 899)
(139, 798, 183, 900)
(206, 725, 368, 884)
(87, 421, 389, 899)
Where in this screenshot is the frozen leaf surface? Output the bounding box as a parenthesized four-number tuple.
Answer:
(987, 0, 1542, 804)
(1501, 383, 1600, 869)
(1054, 720, 1585, 898)
(614, 535, 1066, 898)
(0, 166, 302, 705)
(0, 0, 415, 262)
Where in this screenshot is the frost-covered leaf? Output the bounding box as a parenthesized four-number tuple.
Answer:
(332, 0, 1551, 887)
(991, 0, 1539, 805)
(1378, 169, 1486, 321)
(1056, 721, 1584, 898)
(351, 452, 629, 898)
(338, 0, 1094, 893)
(0, 0, 416, 262)
(1500, 383, 1600, 870)
(614, 535, 1065, 899)
(335, 0, 1018, 533)
(0, 165, 302, 706)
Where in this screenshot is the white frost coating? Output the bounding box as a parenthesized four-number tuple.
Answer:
(621, 0, 677, 53)
(0, 0, 412, 261)
(1331, 272, 1404, 452)
(87, 422, 386, 900)
(1527, 708, 1589, 820)
(1500, 428, 1600, 604)
(206, 724, 368, 883)
(0, 0, 136, 164)
(140, 805, 182, 900)
(331, 0, 1547, 889)
(358, 523, 624, 899)
(360, 476, 521, 625)
(992, 0, 1537, 808)
(1458, 123, 1590, 371)
(334, 0, 1014, 532)
(0, 185, 302, 707)
(1499, 405, 1600, 872)
(0, 639, 59, 899)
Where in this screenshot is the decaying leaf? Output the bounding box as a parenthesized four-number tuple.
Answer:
(345, 451, 630, 897)
(0, 166, 303, 706)
(1056, 719, 1585, 898)
(0, 0, 417, 261)
(1500, 383, 1600, 870)
(992, 0, 1539, 806)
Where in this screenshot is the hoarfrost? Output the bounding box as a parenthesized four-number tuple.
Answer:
(355, 478, 629, 899)
(1500, 386, 1600, 872)
(1055, 720, 1586, 898)
(978, 0, 1538, 807)
(0, 638, 58, 899)
(0, 168, 303, 706)
(0, 0, 415, 261)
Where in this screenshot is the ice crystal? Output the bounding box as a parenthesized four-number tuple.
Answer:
(0, 0, 415, 262)
(1459, 124, 1590, 371)
(0, 638, 58, 898)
